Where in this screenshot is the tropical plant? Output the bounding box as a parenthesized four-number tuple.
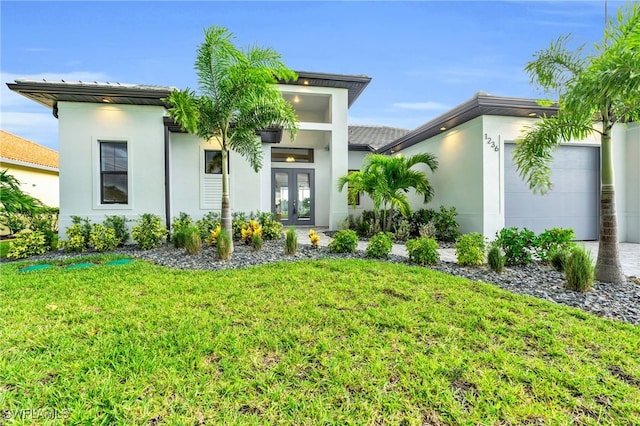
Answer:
(405, 236, 440, 266)
(308, 229, 321, 249)
(455, 232, 486, 266)
(216, 229, 232, 260)
(328, 230, 358, 254)
(165, 26, 298, 254)
(196, 211, 221, 241)
(487, 243, 506, 273)
(284, 228, 298, 255)
(6, 230, 47, 259)
(183, 226, 202, 255)
(131, 213, 167, 250)
(514, 4, 640, 284)
(366, 232, 393, 259)
(103, 215, 129, 246)
(337, 153, 438, 232)
(565, 246, 595, 292)
(0, 169, 43, 215)
(89, 224, 119, 252)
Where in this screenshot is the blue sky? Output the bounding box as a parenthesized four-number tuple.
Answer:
(0, 0, 624, 150)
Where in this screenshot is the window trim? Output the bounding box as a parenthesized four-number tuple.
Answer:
(100, 141, 129, 204)
(93, 138, 132, 210)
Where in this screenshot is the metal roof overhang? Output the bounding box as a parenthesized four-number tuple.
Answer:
(278, 71, 372, 108)
(377, 93, 558, 154)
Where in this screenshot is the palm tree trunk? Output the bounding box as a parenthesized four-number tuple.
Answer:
(596, 128, 624, 284)
(221, 148, 234, 253)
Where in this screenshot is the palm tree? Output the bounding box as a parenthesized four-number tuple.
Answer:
(0, 169, 42, 214)
(338, 153, 438, 232)
(514, 4, 640, 284)
(166, 26, 298, 253)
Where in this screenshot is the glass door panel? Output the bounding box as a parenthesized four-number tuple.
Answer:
(296, 172, 311, 222)
(274, 172, 289, 222)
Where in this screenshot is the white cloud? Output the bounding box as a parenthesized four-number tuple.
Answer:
(0, 112, 58, 150)
(391, 101, 450, 111)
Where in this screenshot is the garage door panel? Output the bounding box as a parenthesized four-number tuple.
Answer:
(505, 144, 599, 240)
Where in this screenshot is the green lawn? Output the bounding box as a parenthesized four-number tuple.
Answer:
(0, 240, 10, 258)
(1, 257, 639, 425)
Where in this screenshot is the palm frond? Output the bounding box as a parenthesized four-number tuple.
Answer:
(525, 35, 586, 96)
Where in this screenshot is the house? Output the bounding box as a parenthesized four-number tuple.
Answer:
(376, 92, 640, 243)
(7, 73, 371, 234)
(7, 79, 638, 244)
(0, 130, 59, 208)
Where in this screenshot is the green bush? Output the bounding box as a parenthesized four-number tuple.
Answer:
(131, 214, 167, 250)
(455, 233, 486, 266)
(284, 228, 298, 255)
(255, 212, 282, 240)
(103, 215, 129, 246)
(216, 229, 232, 260)
(31, 211, 59, 250)
(406, 236, 440, 266)
(549, 246, 571, 272)
(171, 212, 194, 248)
(565, 246, 595, 292)
(418, 220, 436, 238)
(487, 243, 505, 273)
(0, 212, 28, 235)
(434, 206, 460, 242)
(393, 219, 411, 242)
(89, 224, 119, 252)
(183, 226, 202, 255)
(251, 233, 263, 251)
(366, 232, 393, 259)
(7, 231, 47, 259)
(231, 212, 248, 241)
(60, 223, 88, 253)
(495, 227, 536, 266)
(328, 229, 358, 254)
(535, 228, 575, 262)
(70, 216, 92, 246)
(196, 212, 221, 241)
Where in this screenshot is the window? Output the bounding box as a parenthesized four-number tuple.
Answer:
(205, 150, 228, 174)
(100, 141, 128, 204)
(348, 170, 360, 206)
(271, 147, 314, 163)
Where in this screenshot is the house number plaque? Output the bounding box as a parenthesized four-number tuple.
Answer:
(485, 133, 500, 152)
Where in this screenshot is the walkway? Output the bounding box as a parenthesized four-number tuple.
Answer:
(295, 228, 639, 277)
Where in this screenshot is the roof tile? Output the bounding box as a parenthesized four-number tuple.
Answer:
(0, 130, 59, 169)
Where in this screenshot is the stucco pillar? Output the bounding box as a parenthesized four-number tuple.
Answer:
(329, 90, 349, 229)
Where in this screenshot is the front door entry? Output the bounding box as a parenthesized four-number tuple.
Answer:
(272, 168, 315, 226)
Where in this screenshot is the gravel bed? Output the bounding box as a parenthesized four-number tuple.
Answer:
(10, 241, 640, 325)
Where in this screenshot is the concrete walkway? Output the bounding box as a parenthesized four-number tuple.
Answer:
(295, 228, 639, 277)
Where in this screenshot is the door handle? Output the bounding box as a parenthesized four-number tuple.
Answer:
(292, 200, 297, 215)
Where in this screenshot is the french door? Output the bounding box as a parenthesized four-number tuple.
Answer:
(272, 168, 314, 226)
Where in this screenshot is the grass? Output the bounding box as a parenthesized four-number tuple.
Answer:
(0, 239, 10, 258)
(1, 258, 639, 425)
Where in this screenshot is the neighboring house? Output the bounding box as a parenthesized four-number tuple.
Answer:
(0, 130, 59, 208)
(7, 73, 371, 234)
(377, 92, 640, 243)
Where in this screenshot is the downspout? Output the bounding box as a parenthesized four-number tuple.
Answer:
(163, 122, 171, 233)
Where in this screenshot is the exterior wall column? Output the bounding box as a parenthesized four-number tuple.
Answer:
(329, 89, 349, 229)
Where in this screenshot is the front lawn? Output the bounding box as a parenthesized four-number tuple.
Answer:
(1, 258, 638, 424)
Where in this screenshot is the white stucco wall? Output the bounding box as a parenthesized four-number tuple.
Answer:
(57, 102, 166, 235)
(0, 163, 59, 208)
(399, 117, 484, 234)
(622, 123, 640, 243)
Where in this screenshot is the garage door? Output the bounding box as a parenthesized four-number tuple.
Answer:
(504, 143, 599, 240)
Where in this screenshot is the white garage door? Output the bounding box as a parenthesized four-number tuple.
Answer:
(504, 143, 599, 240)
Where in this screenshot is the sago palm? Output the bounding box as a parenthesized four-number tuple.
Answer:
(514, 4, 640, 284)
(166, 26, 298, 254)
(338, 153, 438, 232)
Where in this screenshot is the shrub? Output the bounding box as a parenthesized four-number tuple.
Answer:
(241, 220, 262, 244)
(231, 212, 248, 241)
(0, 212, 28, 235)
(251, 233, 263, 251)
(487, 243, 505, 273)
(284, 228, 298, 255)
(31, 211, 59, 250)
(549, 246, 571, 272)
(565, 246, 595, 292)
(103, 215, 129, 246)
(328, 229, 358, 254)
(366, 232, 393, 259)
(60, 223, 88, 253)
(7, 231, 47, 259)
(183, 226, 202, 255)
(535, 228, 575, 262)
(216, 229, 232, 260)
(308, 229, 321, 249)
(455, 232, 486, 266)
(495, 227, 536, 266)
(408, 208, 436, 237)
(71, 216, 92, 245)
(418, 220, 437, 238)
(196, 212, 221, 240)
(208, 225, 222, 246)
(394, 219, 411, 242)
(257, 212, 283, 240)
(170, 212, 193, 248)
(131, 213, 167, 250)
(434, 206, 460, 242)
(406, 236, 440, 266)
(89, 224, 119, 252)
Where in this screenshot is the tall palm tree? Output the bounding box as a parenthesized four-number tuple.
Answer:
(514, 4, 640, 284)
(338, 153, 438, 232)
(166, 26, 298, 253)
